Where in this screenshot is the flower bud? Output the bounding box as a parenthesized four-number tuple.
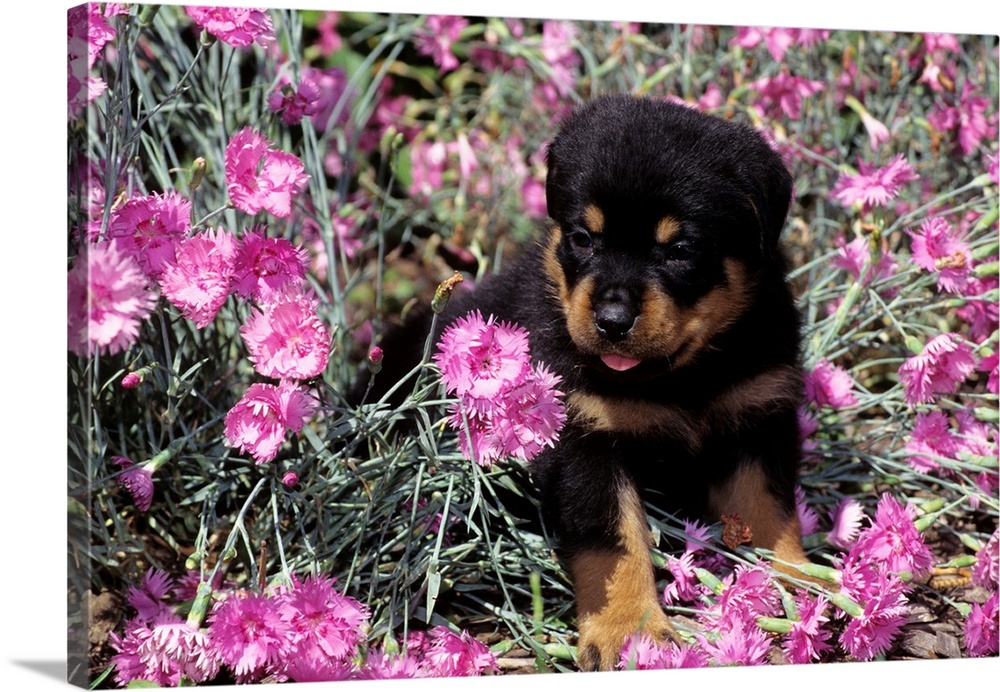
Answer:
(948, 555, 979, 568)
(282, 471, 299, 488)
(830, 591, 864, 618)
(757, 616, 794, 634)
(138, 4, 161, 28)
(904, 335, 925, 355)
(694, 567, 725, 595)
(974, 261, 999, 278)
(121, 372, 142, 389)
(120, 362, 158, 390)
(189, 157, 206, 192)
(793, 562, 842, 583)
(367, 346, 384, 375)
(431, 271, 465, 314)
(973, 407, 999, 424)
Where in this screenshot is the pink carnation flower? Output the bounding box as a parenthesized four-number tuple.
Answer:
(279, 575, 370, 682)
(853, 493, 935, 578)
(618, 633, 708, 670)
(114, 456, 155, 512)
(928, 83, 993, 156)
(839, 573, 908, 660)
(964, 592, 999, 657)
(442, 360, 566, 467)
(538, 21, 581, 99)
(713, 563, 781, 629)
(67, 4, 115, 119)
(414, 15, 469, 72)
(898, 333, 976, 406)
(662, 551, 704, 606)
(730, 26, 798, 61)
(231, 229, 307, 302)
(697, 618, 771, 666)
(973, 528, 999, 589)
(315, 12, 342, 58)
(435, 311, 532, 400)
(356, 648, 426, 678)
(795, 485, 820, 536)
(420, 627, 497, 677)
(783, 593, 833, 664)
(241, 290, 331, 380)
(903, 410, 959, 474)
(207, 591, 294, 683)
(409, 140, 449, 200)
(224, 381, 316, 464)
(268, 75, 323, 126)
(956, 273, 999, 342)
(109, 614, 220, 687)
(106, 192, 192, 276)
(159, 228, 238, 328)
(859, 110, 891, 150)
(225, 128, 310, 218)
(125, 568, 174, 621)
(68, 241, 157, 357)
(827, 496, 865, 550)
(805, 358, 858, 409)
(485, 363, 567, 460)
(908, 216, 972, 294)
(831, 154, 918, 213)
(980, 352, 999, 395)
(832, 235, 899, 289)
(185, 6, 275, 47)
(750, 70, 824, 120)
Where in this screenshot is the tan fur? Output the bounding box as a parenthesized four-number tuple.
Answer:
(707, 463, 808, 573)
(583, 204, 605, 234)
(567, 392, 702, 449)
(542, 227, 570, 307)
(671, 259, 753, 367)
(562, 258, 754, 367)
(654, 216, 681, 244)
(572, 483, 677, 671)
(566, 366, 801, 448)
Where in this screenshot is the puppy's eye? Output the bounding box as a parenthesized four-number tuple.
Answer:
(663, 240, 695, 262)
(567, 230, 594, 252)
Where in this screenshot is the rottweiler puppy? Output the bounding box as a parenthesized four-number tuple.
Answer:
(370, 93, 809, 671)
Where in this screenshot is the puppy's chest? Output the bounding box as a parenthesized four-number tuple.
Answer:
(561, 363, 803, 452)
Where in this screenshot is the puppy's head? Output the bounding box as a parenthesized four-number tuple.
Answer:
(542, 94, 793, 376)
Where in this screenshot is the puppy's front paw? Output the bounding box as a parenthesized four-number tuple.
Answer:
(576, 603, 676, 671)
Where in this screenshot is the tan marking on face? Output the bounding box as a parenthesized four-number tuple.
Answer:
(707, 463, 810, 579)
(542, 226, 570, 307)
(671, 259, 754, 367)
(654, 216, 682, 245)
(565, 276, 596, 346)
(544, 228, 600, 351)
(583, 204, 605, 234)
(571, 483, 678, 671)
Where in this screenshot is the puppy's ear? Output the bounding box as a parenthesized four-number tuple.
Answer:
(544, 141, 567, 221)
(751, 159, 793, 262)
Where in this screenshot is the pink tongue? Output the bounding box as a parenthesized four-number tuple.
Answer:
(600, 354, 642, 371)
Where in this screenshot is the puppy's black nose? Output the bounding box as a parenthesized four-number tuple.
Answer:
(593, 289, 637, 342)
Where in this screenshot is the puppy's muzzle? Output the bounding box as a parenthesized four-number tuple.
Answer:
(593, 287, 638, 342)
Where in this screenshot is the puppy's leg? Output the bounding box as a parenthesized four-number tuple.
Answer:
(570, 481, 677, 671)
(707, 461, 809, 578)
